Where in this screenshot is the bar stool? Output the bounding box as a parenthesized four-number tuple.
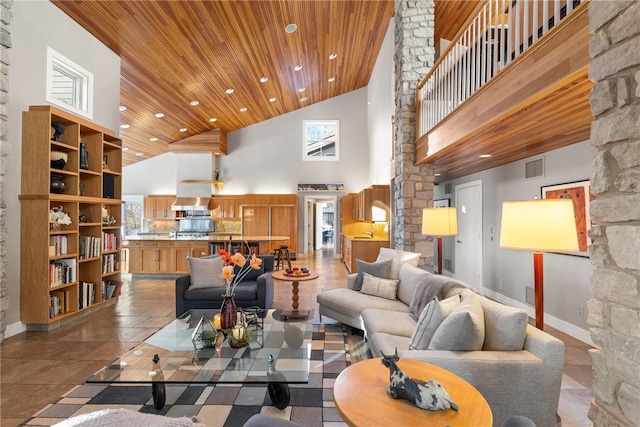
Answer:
(247, 241, 259, 255)
(273, 245, 292, 270)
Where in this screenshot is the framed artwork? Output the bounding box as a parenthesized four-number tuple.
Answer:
(541, 180, 594, 256)
(434, 198, 450, 208)
(297, 183, 345, 192)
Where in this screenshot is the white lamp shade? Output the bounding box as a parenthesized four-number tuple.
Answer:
(500, 199, 579, 252)
(422, 207, 458, 236)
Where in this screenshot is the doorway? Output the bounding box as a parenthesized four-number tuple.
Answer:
(454, 180, 483, 291)
(303, 196, 337, 258)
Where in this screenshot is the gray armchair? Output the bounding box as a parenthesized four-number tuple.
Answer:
(175, 255, 274, 317)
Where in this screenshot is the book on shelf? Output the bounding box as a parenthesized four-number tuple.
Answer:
(79, 281, 95, 309)
(102, 279, 123, 299)
(50, 290, 70, 317)
(79, 236, 101, 259)
(49, 235, 68, 256)
(102, 253, 120, 274)
(101, 232, 122, 251)
(49, 258, 76, 287)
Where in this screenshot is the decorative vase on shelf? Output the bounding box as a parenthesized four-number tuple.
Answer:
(50, 173, 66, 194)
(50, 223, 61, 232)
(220, 295, 237, 329)
(80, 142, 89, 170)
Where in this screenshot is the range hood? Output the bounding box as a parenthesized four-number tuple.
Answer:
(172, 153, 214, 211)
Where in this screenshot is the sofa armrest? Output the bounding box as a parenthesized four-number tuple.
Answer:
(346, 273, 358, 290)
(256, 272, 274, 316)
(175, 275, 191, 317)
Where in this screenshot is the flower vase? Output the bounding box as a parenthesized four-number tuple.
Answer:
(50, 223, 61, 232)
(220, 295, 237, 329)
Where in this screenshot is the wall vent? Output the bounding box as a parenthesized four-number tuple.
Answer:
(525, 286, 535, 305)
(444, 258, 452, 273)
(444, 183, 452, 194)
(525, 158, 544, 179)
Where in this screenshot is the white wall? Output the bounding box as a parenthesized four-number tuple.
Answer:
(366, 19, 394, 185)
(435, 141, 597, 344)
(5, 0, 121, 333)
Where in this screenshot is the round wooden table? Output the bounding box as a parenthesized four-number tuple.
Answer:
(272, 270, 319, 320)
(334, 358, 492, 426)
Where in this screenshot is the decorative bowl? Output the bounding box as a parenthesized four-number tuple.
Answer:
(50, 151, 68, 170)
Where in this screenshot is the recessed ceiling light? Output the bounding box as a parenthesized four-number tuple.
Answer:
(294, 65, 302, 71)
(179, 127, 187, 132)
(329, 53, 338, 60)
(260, 76, 269, 83)
(269, 97, 277, 102)
(328, 77, 336, 83)
(155, 113, 164, 118)
(135, 152, 145, 157)
(285, 23, 297, 33)
(299, 97, 308, 102)
(479, 154, 492, 158)
(209, 117, 217, 122)
(298, 87, 305, 92)
(122, 147, 129, 151)
(190, 100, 199, 106)
(120, 124, 130, 129)
(226, 88, 234, 94)
(119, 105, 127, 111)
(150, 137, 158, 142)
(434, 173, 441, 176)
(239, 107, 247, 112)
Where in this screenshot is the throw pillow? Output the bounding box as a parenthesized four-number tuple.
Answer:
(354, 258, 393, 291)
(359, 273, 400, 300)
(409, 295, 461, 350)
(428, 293, 485, 351)
(188, 256, 226, 289)
(375, 247, 420, 280)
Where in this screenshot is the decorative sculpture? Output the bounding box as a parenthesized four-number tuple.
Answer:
(51, 122, 65, 142)
(381, 349, 459, 411)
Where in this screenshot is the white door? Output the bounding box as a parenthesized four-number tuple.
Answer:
(455, 180, 483, 291)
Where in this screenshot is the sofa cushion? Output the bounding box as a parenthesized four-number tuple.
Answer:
(397, 263, 432, 307)
(429, 293, 485, 351)
(478, 297, 528, 351)
(317, 288, 412, 322)
(361, 308, 417, 338)
(409, 295, 461, 350)
(188, 256, 226, 289)
(375, 247, 421, 280)
(360, 273, 399, 300)
(354, 258, 393, 291)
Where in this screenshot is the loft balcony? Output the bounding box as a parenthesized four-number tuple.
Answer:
(415, 0, 593, 183)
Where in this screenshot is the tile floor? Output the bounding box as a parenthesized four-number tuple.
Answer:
(0, 249, 593, 426)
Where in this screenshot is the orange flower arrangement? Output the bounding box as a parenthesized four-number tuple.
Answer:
(217, 249, 263, 296)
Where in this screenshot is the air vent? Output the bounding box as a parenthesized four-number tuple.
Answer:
(525, 158, 544, 178)
(444, 183, 452, 194)
(444, 258, 453, 273)
(525, 286, 535, 305)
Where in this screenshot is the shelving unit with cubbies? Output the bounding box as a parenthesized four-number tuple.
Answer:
(19, 105, 123, 330)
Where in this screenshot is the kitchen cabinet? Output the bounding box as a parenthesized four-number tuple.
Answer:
(353, 185, 390, 222)
(210, 196, 241, 220)
(128, 240, 211, 274)
(240, 194, 298, 254)
(174, 242, 210, 274)
(341, 236, 389, 273)
(144, 195, 176, 219)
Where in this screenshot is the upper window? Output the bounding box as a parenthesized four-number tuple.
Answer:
(303, 120, 339, 161)
(46, 47, 94, 119)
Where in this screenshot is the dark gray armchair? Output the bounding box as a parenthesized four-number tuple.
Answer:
(175, 255, 274, 317)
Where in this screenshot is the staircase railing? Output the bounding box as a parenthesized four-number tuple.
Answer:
(417, 0, 584, 138)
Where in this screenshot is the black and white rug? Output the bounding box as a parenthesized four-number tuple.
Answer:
(22, 324, 371, 427)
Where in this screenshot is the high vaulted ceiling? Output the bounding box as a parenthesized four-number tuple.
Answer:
(52, 0, 396, 166)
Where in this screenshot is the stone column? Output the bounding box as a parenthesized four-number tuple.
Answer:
(0, 0, 13, 343)
(393, 0, 436, 269)
(587, 1, 640, 425)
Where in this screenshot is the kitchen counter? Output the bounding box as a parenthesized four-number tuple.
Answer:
(341, 234, 390, 273)
(343, 235, 389, 242)
(125, 234, 285, 242)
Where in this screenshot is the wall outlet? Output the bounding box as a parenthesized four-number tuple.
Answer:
(578, 306, 586, 318)
(498, 278, 505, 291)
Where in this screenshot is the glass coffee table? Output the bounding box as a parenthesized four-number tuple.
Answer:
(87, 308, 313, 409)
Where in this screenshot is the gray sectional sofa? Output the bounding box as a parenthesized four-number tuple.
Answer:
(317, 248, 564, 427)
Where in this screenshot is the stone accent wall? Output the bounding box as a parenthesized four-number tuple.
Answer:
(393, 0, 436, 269)
(0, 0, 12, 343)
(587, 1, 640, 426)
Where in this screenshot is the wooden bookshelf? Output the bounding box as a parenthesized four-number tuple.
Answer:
(19, 105, 123, 329)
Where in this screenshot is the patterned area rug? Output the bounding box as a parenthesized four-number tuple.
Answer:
(22, 324, 372, 427)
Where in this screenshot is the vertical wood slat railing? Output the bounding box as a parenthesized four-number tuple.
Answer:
(417, 0, 583, 138)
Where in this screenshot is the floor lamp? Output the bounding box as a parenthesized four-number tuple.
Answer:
(499, 199, 579, 330)
(422, 207, 458, 275)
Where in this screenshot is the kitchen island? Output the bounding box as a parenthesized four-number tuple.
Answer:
(124, 235, 289, 274)
(340, 235, 390, 273)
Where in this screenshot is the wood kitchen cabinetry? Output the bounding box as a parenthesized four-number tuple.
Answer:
(210, 196, 241, 220)
(19, 105, 123, 328)
(341, 237, 389, 273)
(128, 240, 211, 274)
(353, 185, 390, 221)
(144, 195, 175, 219)
(174, 241, 210, 274)
(240, 194, 298, 254)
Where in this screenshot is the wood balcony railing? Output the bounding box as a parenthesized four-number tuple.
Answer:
(415, 0, 592, 183)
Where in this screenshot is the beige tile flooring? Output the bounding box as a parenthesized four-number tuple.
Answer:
(0, 248, 593, 426)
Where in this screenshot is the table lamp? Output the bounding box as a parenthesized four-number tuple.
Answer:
(422, 207, 458, 275)
(499, 199, 579, 330)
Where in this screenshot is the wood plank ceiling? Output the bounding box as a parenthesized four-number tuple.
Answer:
(52, 0, 395, 166)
